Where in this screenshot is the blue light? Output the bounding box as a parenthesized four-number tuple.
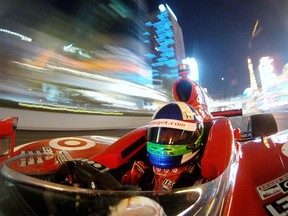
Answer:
(171, 68, 178, 72)
(144, 53, 156, 58)
(145, 22, 152, 26)
(143, 32, 150, 36)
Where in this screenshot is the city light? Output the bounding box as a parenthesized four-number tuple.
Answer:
(247, 57, 259, 94)
(258, 57, 277, 91)
(158, 4, 166, 12)
(0, 28, 32, 42)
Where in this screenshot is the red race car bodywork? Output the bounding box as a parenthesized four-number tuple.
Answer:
(0, 64, 287, 215)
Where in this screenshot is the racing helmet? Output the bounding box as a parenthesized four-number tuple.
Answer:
(147, 101, 204, 168)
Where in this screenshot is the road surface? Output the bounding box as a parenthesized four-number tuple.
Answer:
(14, 111, 288, 146)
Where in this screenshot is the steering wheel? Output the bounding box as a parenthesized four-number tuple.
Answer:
(51, 159, 125, 190)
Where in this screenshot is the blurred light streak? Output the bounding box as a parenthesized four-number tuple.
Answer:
(251, 19, 262, 39)
(12, 61, 168, 102)
(18, 103, 124, 116)
(46, 64, 167, 101)
(0, 1, 167, 114)
(0, 28, 32, 42)
(78, 90, 138, 110)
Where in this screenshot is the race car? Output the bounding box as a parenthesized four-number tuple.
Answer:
(0, 64, 287, 216)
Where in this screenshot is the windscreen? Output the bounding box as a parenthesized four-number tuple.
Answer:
(0, 153, 237, 215)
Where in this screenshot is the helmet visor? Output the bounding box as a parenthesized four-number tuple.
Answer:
(147, 127, 197, 145)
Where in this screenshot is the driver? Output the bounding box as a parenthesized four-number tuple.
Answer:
(121, 101, 206, 191)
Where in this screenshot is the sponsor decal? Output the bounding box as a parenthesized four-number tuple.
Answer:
(162, 178, 175, 191)
(264, 195, 288, 216)
(163, 179, 175, 186)
(49, 137, 96, 150)
(18, 147, 55, 167)
(19, 147, 53, 167)
(149, 119, 196, 131)
(28, 157, 35, 165)
(257, 174, 288, 200)
(43, 146, 53, 154)
(183, 111, 194, 119)
(177, 102, 197, 120)
(56, 151, 69, 164)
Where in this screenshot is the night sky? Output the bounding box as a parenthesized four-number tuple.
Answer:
(148, 0, 288, 98)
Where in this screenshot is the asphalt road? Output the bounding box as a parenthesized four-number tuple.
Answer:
(14, 111, 288, 147)
(272, 111, 288, 132)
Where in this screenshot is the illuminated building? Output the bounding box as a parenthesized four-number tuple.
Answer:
(143, 4, 185, 90)
(258, 56, 277, 91)
(247, 57, 259, 94)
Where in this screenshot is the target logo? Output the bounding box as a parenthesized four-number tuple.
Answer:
(49, 137, 96, 150)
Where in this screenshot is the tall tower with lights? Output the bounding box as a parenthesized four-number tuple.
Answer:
(143, 4, 185, 91)
(247, 57, 259, 94)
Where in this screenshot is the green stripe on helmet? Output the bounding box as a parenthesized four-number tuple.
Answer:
(147, 141, 191, 156)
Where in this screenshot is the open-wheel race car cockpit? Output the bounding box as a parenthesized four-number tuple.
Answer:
(0, 64, 287, 216)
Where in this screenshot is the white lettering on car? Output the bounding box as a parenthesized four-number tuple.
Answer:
(257, 174, 288, 200)
(265, 195, 288, 216)
(149, 119, 197, 131)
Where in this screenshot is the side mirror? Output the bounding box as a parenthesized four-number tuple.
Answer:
(0, 117, 18, 158)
